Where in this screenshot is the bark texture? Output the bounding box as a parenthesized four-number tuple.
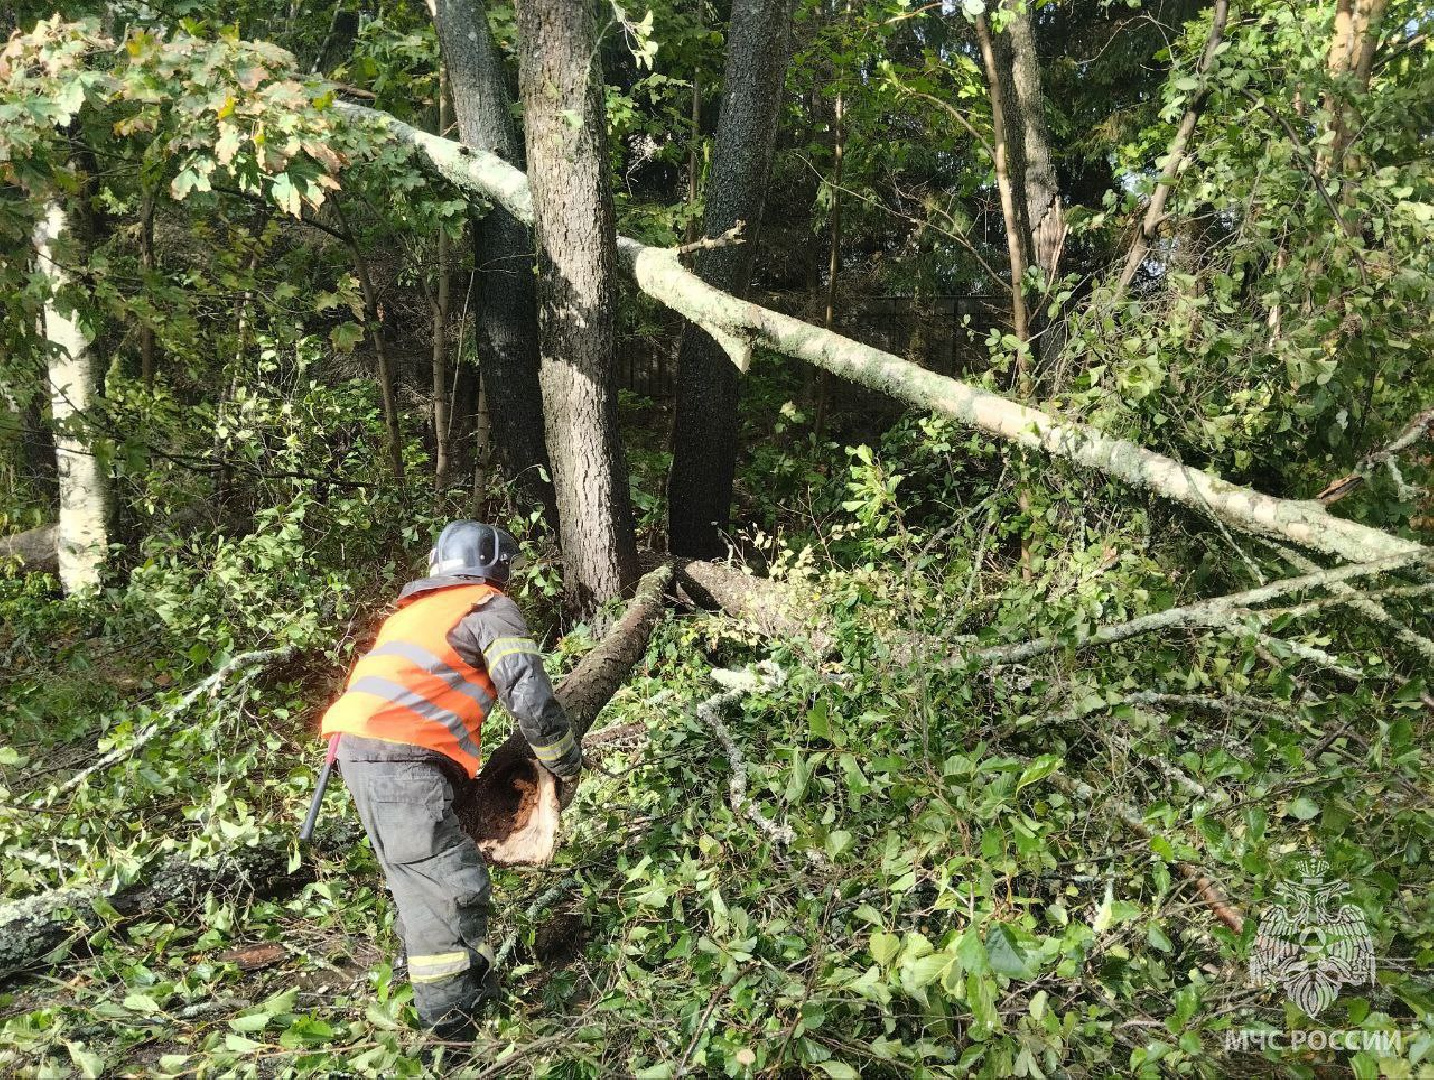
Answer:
(975, 14, 1031, 364)
(1003, 1, 1062, 279)
(676, 557, 832, 653)
(335, 103, 1425, 564)
(0, 830, 354, 983)
(33, 199, 108, 594)
(667, 0, 800, 557)
(431, 70, 453, 490)
(513, 0, 638, 616)
(0, 524, 59, 575)
(432, 0, 556, 519)
(457, 563, 673, 866)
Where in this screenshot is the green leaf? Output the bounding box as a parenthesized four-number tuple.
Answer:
(819, 1062, 859, 1079)
(901, 951, 952, 990)
(985, 923, 1036, 981)
(1288, 796, 1320, 821)
(871, 931, 900, 965)
(1016, 754, 1063, 791)
(330, 321, 365, 353)
(67, 1043, 105, 1078)
(229, 1012, 269, 1032)
(123, 991, 163, 1014)
(807, 700, 831, 740)
(1147, 924, 1174, 953)
(270, 173, 303, 218)
(962, 0, 986, 15)
(225, 1034, 262, 1052)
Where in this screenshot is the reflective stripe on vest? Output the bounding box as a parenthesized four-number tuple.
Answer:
(320, 583, 500, 776)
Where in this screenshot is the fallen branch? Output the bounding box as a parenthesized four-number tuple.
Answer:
(1269, 543, 1434, 664)
(0, 827, 353, 982)
(34, 646, 297, 807)
(1317, 406, 1434, 505)
(1114, 0, 1231, 296)
(456, 563, 673, 867)
(674, 558, 832, 654)
(967, 549, 1430, 667)
(675, 221, 745, 256)
(697, 667, 826, 865)
(334, 100, 1423, 565)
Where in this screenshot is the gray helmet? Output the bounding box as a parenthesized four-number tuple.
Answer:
(429, 520, 518, 586)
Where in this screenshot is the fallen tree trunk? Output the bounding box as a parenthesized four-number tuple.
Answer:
(335, 101, 1423, 566)
(457, 563, 673, 866)
(674, 558, 832, 654)
(0, 524, 58, 576)
(0, 827, 357, 983)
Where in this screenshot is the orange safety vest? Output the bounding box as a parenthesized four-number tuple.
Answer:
(321, 582, 500, 777)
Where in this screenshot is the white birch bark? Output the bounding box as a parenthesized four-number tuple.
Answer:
(33, 200, 108, 594)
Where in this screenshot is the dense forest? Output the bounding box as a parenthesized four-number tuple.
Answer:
(1, 0, 1432, 1074)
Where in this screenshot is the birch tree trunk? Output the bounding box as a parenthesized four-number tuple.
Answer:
(432, 0, 556, 522)
(667, 0, 800, 557)
(513, 0, 638, 615)
(33, 199, 108, 594)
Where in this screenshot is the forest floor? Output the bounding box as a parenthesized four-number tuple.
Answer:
(2, 400, 1432, 1078)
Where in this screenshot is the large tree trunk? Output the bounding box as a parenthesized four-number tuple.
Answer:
(430, 68, 453, 490)
(432, 0, 557, 523)
(1003, 1, 1062, 281)
(335, 103, 1425, 565)
(513, 0, 638, 615)
(138, 188, 158, 391)
(33, 200, 108, 595)
(667, 0, 800, 557)
(975, 13, 1031, 383)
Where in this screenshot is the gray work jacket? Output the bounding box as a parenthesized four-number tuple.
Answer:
(398, 575, 582, 780)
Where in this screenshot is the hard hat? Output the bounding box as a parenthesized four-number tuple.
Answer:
(428, 521, 519, 586)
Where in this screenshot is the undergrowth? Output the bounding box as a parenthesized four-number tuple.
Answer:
(2, 416, 1432, 1078)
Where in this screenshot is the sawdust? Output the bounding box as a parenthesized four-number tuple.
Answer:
(461, 746, 541, 845)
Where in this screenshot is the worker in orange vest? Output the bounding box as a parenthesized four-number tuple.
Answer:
(320, 521, 581, 1037)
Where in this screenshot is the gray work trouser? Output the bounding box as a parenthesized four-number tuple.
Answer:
(337, 735, 494, 1032)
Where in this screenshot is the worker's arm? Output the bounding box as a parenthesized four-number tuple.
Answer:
(449, 597, 582, 780)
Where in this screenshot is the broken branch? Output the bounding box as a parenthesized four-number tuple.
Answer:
(334, 100, 1424, 565)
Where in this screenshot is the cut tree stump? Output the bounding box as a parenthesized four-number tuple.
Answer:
(456, 563, 673, 866)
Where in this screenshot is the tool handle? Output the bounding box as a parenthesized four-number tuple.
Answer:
(299, 735, 341, 844)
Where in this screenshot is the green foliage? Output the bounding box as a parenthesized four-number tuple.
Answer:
(1, 0, 1432, 1075)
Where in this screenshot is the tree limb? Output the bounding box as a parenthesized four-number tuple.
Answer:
(333, 101, 1423, 565)
(1114, 0, 1230, 297)
(967, 549, 1431, 667)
